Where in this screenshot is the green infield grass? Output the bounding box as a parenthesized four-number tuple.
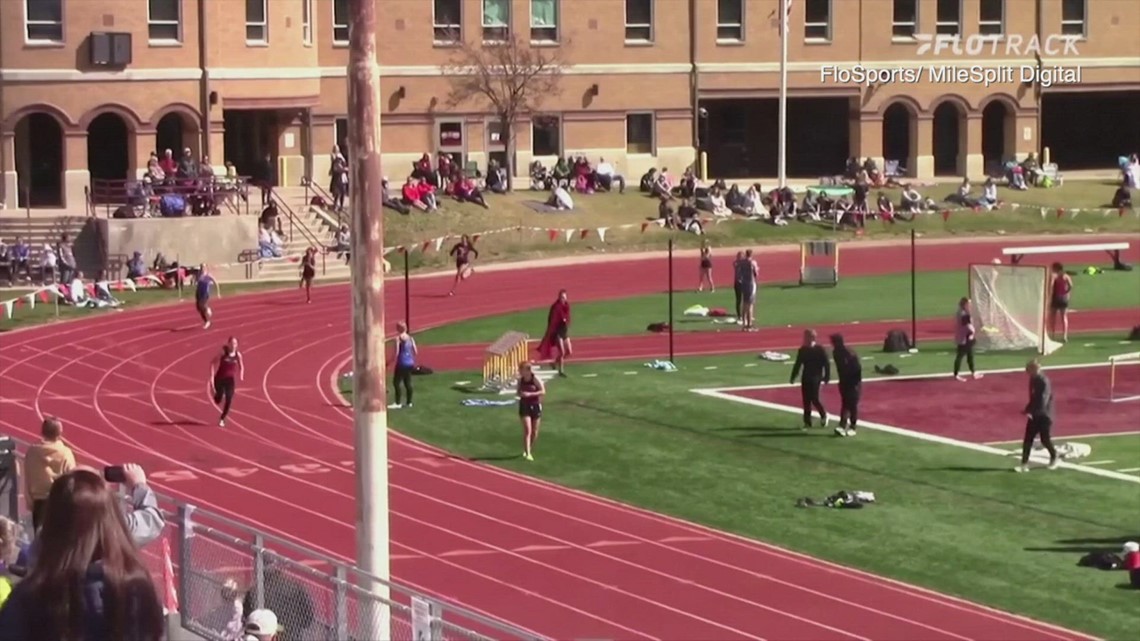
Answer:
(415, 268, 1140, 345)
(342, 335, 1139, 640)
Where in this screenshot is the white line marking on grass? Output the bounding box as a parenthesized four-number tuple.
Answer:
(1117, 467, 1140, 473)
(690, 363, 1140, 486)
(985, 430, 1140, 445)
(622, 371, 638, 375)
(581, 373, 598, 378)
(704, 366, 718, 370)
(454, 380, 470, 385)
(1083, 460, 1115, 466)
(743, 363, 757, 367)
(1120, 340, 1133, 344)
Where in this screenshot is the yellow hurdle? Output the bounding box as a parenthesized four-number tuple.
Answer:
(483, 331, 530, 391)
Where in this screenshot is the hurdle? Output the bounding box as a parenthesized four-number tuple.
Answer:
(800, 240, 839, 286)
(482, 331, 530, 392)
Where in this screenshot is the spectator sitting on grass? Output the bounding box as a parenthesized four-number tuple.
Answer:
(877, 191, 896, 220)
(485, 160, 507, 194)
(547, 183, 574, 211)
(402, 177, 438, 212)
(454, 174, 489, 208)
(900, 184, 926, 213)
(0, 469, 166, 641)
(594, 158, 625, 193)
(67, 271, 89, 306)
(946, 178, 976, 207)
(381, 178, 410, 214)
(979, 178, 999, 210)
(127, 251, 147, 279)
(94, 270, 122, 306)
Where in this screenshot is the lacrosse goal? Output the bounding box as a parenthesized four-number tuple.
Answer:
(968, 263, 1063, 355)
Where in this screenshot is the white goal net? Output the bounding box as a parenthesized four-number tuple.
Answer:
(969, 264, 1062, 354)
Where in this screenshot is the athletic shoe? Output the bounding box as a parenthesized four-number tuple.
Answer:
(955, 375, 966, 381)
(1048, 458, 1060, 470)
(204, 321, 212, 330)
(1014, 465, 1029, 473)
(523, 452, 534, 462)
(972, 372, 984, 380)
(822, 415, 830, 429)
(387, 403, 401, 409)
(834, 427, 846, 437)
(845, 428, 857, 437)
(218, 419, 225, 428)
(405, 403, 413, 408)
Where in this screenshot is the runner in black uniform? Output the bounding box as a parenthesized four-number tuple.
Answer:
(448, 235, 479, 296)
(209, 337, 244, 427)
(830, 333, 863, 437)
(790, 329, 830, 429)
(517, 361, 546, 462)
(300, 247, 317, 303)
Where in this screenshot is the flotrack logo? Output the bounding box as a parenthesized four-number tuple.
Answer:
(914, 33, 1080, 57)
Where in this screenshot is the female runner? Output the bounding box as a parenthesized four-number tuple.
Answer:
(517, 361, 546, 461)
(1049, 262, 1073, 342)
(953, 297, 982, 381)
(537, 289, 572, 376)
(447, 235, 479, 296)
(388, 321, 418, 409)
(195, 264, 220, 329)
(209, 336, 244, 427)
(300, 247, 317, 303)
(697, 240, 715, 292)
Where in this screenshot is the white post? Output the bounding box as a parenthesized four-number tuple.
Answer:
(778, 0, 789, 188)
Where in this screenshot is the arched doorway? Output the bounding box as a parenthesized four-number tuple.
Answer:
(14, 113, 65, 208)
(156, 111, 199, 159)
(932, 102, 964, 176)
(882, 102, 914, 176)
(982, 101, 1013, 174)
(87, 113, 131, 183)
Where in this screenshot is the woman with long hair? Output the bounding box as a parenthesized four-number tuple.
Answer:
(537, 290, 572, 377)
(517, 361, 546, 462)
(388, 321, 418, 409)
(1049, 262, 1073, 343)
(210, 336, 245, 427)
(0, 470, 165, 641)
(299, 247, 317, 304)
(447, 235, 480, 296)
(953, 297, 982, 381)
(829, 334, 863, 437)
(697, 240, 715, 292)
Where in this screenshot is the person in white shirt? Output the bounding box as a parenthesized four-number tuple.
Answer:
(979, 178, 999, 209)
(900, 185, 925, 213)
(40, 244, 57, 283)
(547, 184, 574, 210)
(594, 158, 625, 193)
(708, 187, 731, 218)
(243, 609, 280, 641)
(68, 272, 88, 305)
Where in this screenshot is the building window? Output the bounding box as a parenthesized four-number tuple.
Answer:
(803, 0, 831, 41)
(626, 113, 654, 155)
(978, 0, 1003, 35)
(935, 0, 960, 35)
(433, 0, 461, 43)
(245, 0, 268, 42)
(532, 116, 561, 157)
(147, 0, 181, 42)
(625, 0, 652, 42)
(1061, 0, 1086, 36)
(716, 0, 743, 42)
(483, 0, 510, 42)
(333, 0, 349, 44)
(531, 0, 558, 42)
(891, 0, 917, 38)
(301, 0, 312, 44)
(25, 0, 63, 42)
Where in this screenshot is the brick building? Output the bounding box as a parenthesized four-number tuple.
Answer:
(2, 0, 1138, 210)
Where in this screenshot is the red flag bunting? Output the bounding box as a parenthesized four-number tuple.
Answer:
(579, 229, 590, 240)
(421, 240, 431, 252)
(176, 268, 186, 281)
(971, 206, 980, 213)
(85, 284, 96, 297)
(471, 234, 481, 243)
(941, 210, 951, 222)
(395, 245, 405, 254)
(115, 280, 124, 291)
(1056, 208, 1064, 219)
(547, 229, 558, 242)
(640, 222, 650, 233)
(1121, 208, 1128, 218)
(289, 256, 301, 262)
(13, 297, 23, 308)
(39, 290, 50, 302)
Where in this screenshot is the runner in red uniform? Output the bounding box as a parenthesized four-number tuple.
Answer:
(209, 337, 244, 427)
(537, 289, 572, 377)
(447, 235, 479, 296)
(1048, 262, 1073, 343)
(517, 361, 545, 462)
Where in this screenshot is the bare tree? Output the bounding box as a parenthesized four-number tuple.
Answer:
(442, 33, 567, 191)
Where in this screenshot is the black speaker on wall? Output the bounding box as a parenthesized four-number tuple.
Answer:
(90, 31, 133, 66)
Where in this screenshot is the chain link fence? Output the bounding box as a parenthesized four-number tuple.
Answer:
(3, 435, 544, 641)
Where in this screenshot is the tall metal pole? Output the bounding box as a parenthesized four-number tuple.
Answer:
(347, 0, 390, 637)
(777, 0, 789, 188)
(668, 237, 675, 363)
(910, 228, 918, 349)
(403, 249, 411, 332)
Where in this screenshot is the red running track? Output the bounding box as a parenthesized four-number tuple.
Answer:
(1, 236, 1133, 640)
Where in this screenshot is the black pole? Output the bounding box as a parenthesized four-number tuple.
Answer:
(403, 249, 411, 331)
(910, 228, 917, 349)
(668, 237, 675, 363)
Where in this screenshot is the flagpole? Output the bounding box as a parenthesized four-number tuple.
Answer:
(778, 0, 789, 188)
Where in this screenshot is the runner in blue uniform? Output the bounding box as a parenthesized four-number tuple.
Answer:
(195, 264, 221, 329)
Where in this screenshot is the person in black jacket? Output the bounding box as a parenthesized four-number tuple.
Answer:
(243, 565, 315, 641)
(790, 329, 830, 429)
(830, 333, 863, 437)
(1016, 359, 1059, 472)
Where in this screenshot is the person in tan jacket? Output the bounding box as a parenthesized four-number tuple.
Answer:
(23, 417, 75, 532)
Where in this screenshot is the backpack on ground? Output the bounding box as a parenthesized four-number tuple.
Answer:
(882, 329, 911, 352)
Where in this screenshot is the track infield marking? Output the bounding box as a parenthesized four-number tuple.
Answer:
(691, 362, 1140, 485)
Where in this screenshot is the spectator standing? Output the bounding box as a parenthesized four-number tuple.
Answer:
(243, 609, 281, 641)
(0, 469, 165, 641)
(23, 418, 75, 533)
(55, 234, 76, 284)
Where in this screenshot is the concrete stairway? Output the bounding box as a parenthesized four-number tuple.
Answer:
(255, 186, 351, 282)
(0, 214, 102, 282)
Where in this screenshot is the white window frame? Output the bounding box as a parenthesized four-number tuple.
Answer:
(432, 0, 462, 44)
(482, 0, 511, 43)
(301, 0, 313, 45)
(891, 0, 918, 40)
(245, 0, 268, 43)
(803, 0, 832, 42)
(624, 0, 653, 43)
(530, 0, 559, 44)
(935, 0, 961, 35)
(1060, 0, 1087, 37)
(716, 0, 744, 43)
(332, 0, 349, 45)
(147, 0, 182, 44)
(978, 0, 1003, 36)
(531, 115, 563, 158)
(24, 0, 64, 44)
(625, 112, 655, 156)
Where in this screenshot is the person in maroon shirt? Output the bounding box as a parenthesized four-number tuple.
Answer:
(1048, 262, 1073, 343)
(447, 235, 479, 296)
(299, 247, 317, 304)
(516, 361, 546, 462)
(209, 337, 244, 427)
(537, 289, 572, 376)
